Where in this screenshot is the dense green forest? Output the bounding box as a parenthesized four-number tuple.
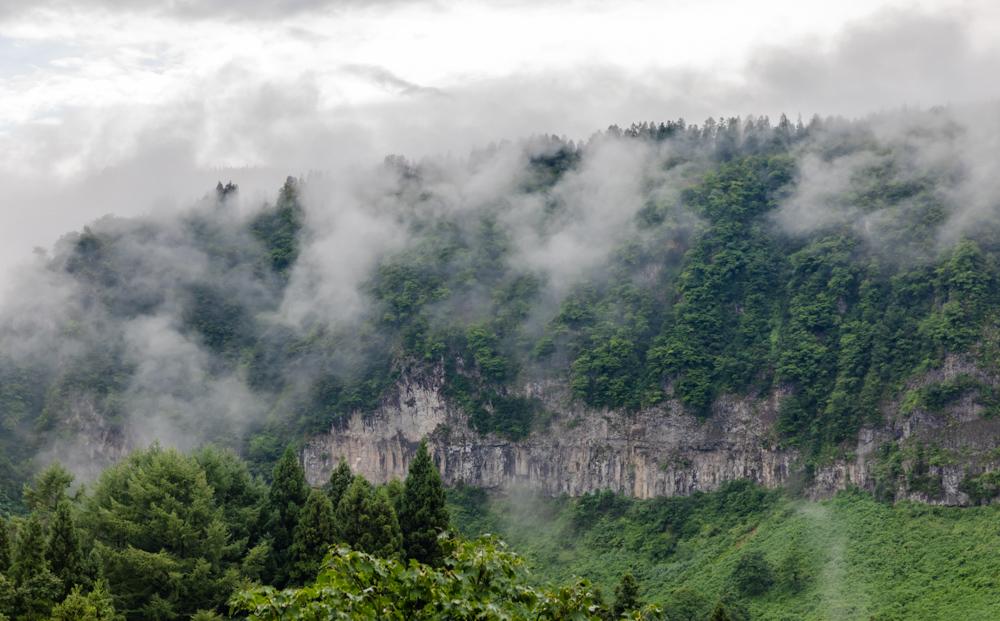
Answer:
(0, 443, 673, 620)
(2, 110, 1000, 617)
(4, 110, 1000, 508)
(1, 443, 996, 620)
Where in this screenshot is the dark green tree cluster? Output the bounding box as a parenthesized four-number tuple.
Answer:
(0, 441, 452, 621)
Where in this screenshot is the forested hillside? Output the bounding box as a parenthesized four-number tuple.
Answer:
(3, 110, 1000, 507)
(2, 108, 1000, 618)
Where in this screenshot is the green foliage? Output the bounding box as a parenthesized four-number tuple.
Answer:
(81, 445, 246, 620)
(334, 478, 402, 559)
(250, 176, 304, 274)
(262, 446, 310, 586)
(10, 513, 62, 620)
(0, 517, 10, 573)
(959, 470, 1000, 505)
(47, 581, 122, 621)
(398, 441, 449, 566)
(730, 551, 774, 597)
(325, 458, 353, 510)
(193, 445, 266, 545)
(231, 536, 662, 620)
(612, 572, 641, 617)
(451, 484, 1000, 620)
(288, 490, 337, 585)
(46, 500, 86, 598)
(23, 465, 73, 521)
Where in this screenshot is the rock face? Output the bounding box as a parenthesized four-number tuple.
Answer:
(303, 357, 1000, 505)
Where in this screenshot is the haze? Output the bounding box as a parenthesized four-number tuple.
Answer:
(1, 0, 1000, 293)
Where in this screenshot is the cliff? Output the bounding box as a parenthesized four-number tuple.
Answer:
(302, 356, 1000, 506)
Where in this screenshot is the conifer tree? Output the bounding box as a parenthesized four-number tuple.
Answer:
(288, 490, 337, 584)
(612, 572, 640, 617)
(10, 513, 47, 586)
(11, 513, 61, 619)
(48, 580, 123, 621)
(326, 458, 353, 510)
(23, 464, 73, 525)
(264, 446, 310, 585)
(47, 499, 86, 598)
(398, 441, 449, 565)
(335, 477, 402, 558)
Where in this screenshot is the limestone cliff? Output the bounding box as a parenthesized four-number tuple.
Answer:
(302, 356, 1000, 505)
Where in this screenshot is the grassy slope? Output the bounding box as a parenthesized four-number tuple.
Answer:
(448, 485, 1000, 620)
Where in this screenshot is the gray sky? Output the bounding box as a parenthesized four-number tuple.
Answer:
(1, 0, 999, 292)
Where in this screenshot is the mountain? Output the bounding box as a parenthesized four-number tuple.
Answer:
(2, 110, 1000, 511)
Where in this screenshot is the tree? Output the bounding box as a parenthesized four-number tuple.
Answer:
(81, 445, 241, 620)
(46, 500, 86, 598)
(730, 550, 774, 596)
(10, 513, 62, 620)
(325, 459, 353, 510)
(398, 441, 449, 565)
(194, 445, 267, 546)
(263, 446, 310, 586)
(288, 490, 336, 585)
(232, 536, 663, 620)
(382, 480, 404, 517)
(335, 477, 402, 559)
(48, 581, 123, 621)
(23, 464, 73, 524)
(612, 572, 640, 617)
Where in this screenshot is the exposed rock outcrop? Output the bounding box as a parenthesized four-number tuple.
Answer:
(303, 356, 1000, 505)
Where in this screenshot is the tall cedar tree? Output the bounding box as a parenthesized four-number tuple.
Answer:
(11, 512, 62, 619)
(288, 490, 337, 585)
(335, 477, 402, 558)
(326, 459, 353, 510)
(264, 446, 310, 585)
(47, 499, 86, 598)
(398, 441, 449, 565)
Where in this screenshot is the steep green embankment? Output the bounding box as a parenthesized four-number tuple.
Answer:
(450, 484, 1000, 620)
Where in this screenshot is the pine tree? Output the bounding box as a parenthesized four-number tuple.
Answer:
(11, 513, 62, 619)
(612, 572, 640, 617)
(335, 477, 402, 558)
(326, 458, 353, 510)
(22, 464, 73, 525)
(398, 441, 449, 565)
(288, 490, 337, 584)
(47, 499, 86, 598)
(10, 514, 47, 585)
(264, 446, 310, 585)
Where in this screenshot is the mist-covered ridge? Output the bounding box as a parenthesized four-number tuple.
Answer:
(3, 107, 1000, 508)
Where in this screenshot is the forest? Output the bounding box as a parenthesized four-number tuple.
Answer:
(2, 109, 1000, 618)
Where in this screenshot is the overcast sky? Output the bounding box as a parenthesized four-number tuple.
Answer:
(1, 0, 999, 291)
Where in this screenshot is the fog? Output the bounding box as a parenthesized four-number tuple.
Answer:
(2, 0, 1000, 478)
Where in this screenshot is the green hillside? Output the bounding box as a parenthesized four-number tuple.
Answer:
(450, 483, 1000, 620)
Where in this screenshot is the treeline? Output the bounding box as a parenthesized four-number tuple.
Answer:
(3, 110, 999, 507)
(0, 441, 450, 620)
(0, 444, 734, 621)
